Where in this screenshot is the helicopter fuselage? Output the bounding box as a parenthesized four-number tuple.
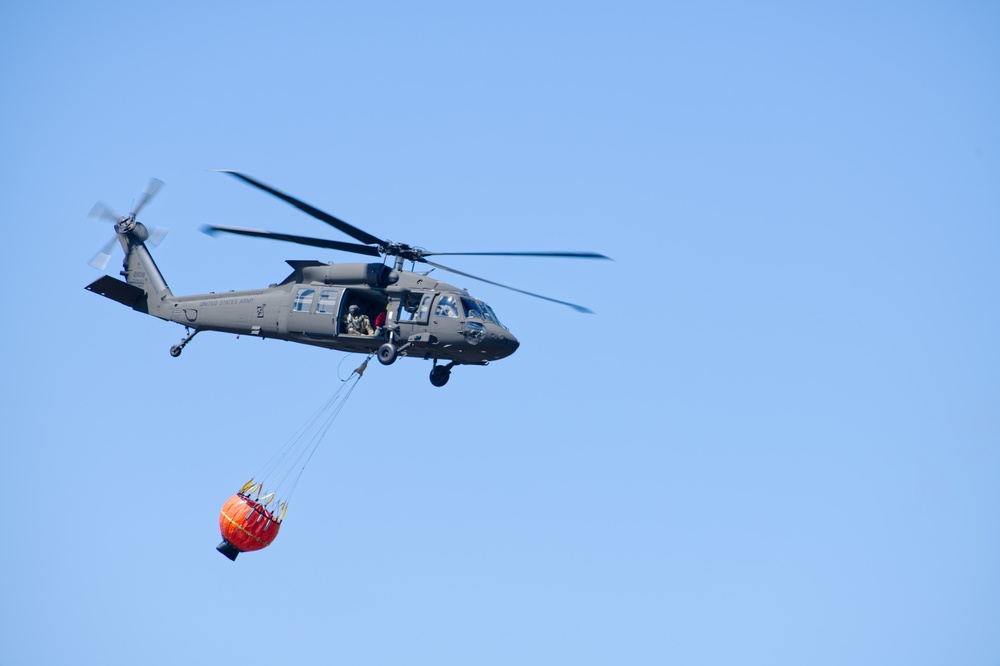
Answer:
(86, 233, 519, 385)
(164, 261, 519, 364)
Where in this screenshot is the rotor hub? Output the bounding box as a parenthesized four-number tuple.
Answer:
(115, 215, 137, 234)
(379, 241, 426, 262)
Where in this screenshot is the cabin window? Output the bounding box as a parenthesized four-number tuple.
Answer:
(293, 288, 315, 313)
(435, 294, 460, 318)
(316, 289, 339, 314)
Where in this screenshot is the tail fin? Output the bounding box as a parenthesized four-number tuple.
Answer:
(86, 227, 173, 318)
(122, 234, 173, 301)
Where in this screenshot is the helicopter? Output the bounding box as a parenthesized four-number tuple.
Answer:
(85, 172, 609, 386)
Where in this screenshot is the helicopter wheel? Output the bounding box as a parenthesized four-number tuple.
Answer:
(170, 328, 198, 358)
(429, 366, 450, 387)
(377, 342, 398, 366)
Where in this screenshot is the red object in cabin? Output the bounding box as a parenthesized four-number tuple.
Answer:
(217, 490, 282, 561)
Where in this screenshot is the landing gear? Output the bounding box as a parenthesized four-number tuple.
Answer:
(170, 327, 199, 357)
(429, 361, 454, 387)
(430, 367, 449, 387)
(377, 342, 398, 365)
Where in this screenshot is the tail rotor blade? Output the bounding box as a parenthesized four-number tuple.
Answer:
(89, 236, 118, 271)
(147, 226, 169, 248)
(89, 202, 120, 224)
(131, 178, 163, 217)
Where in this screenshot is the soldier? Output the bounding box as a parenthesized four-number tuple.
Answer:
(346, 304, 374, 336)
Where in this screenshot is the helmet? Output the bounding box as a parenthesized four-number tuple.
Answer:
(349, 305, 359, 315)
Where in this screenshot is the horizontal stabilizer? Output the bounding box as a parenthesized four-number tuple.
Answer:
(85, 275, 146, 308)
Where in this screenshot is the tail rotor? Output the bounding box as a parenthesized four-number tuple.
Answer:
(88, 178, 167, 271)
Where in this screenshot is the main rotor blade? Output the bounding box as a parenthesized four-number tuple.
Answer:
(423, 250, 611, 260)
(217, 171, 386, 247)
(131, 178, 163, 217)
(422, 258, 595, 313)
(201, 224, 382, 258)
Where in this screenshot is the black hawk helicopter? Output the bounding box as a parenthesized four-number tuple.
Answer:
(85, 172, 609, 386)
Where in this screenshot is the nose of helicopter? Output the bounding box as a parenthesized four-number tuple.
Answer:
(495, 330, 520, 358)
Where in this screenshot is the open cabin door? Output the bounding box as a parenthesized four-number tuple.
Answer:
(338, 288, 393, 337)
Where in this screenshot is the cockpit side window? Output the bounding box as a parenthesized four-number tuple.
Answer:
(435, 294, 461, 318)
(399, 292, 432, 323)
(415, 294, 433, 321)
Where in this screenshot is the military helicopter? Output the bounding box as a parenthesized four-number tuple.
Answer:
(85, 172, 609, 386)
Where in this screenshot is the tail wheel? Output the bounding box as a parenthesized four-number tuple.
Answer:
(169, 328, 198, 358)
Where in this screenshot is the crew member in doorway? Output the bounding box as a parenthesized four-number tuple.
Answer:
(347, 305, 375, 336)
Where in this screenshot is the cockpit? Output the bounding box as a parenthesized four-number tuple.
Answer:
(433, 293, 506, 329)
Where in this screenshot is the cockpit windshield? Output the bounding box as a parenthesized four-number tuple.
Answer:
(479, 300, 505, 329)
(439, 294, 505, 328)
(461, 297, 485, 320)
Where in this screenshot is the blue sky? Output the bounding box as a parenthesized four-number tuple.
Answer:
(1, 2, 998, 664)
